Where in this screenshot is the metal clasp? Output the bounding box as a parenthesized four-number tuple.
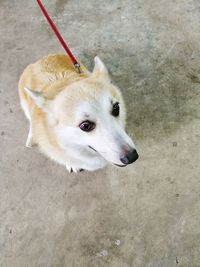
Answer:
(74, 63, 82, 74)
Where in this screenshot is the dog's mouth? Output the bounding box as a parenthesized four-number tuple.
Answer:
(114, 163, 127, 167)
(88, 145, 97, 152)
(88, 146, 127, 167)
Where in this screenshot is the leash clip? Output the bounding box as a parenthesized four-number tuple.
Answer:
(74, 63, 82, 74)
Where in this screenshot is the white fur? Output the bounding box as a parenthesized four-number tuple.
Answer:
(20, 98, 35, 148)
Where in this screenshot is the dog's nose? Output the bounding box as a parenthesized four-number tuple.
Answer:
(120, 149, 139, 165)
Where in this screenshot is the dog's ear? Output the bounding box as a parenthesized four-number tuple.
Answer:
(24, 87, 47, 109)
(24, 87, 58, 125)
(93, 56, 109, 76)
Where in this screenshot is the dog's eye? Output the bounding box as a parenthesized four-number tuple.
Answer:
(112, 102, 120, 117)
(79, 120, 96, 132)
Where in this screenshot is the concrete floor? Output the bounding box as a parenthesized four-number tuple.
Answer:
(0, 0, 200, 266)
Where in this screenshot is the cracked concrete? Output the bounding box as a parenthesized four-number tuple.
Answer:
(0, 0, 200, 266)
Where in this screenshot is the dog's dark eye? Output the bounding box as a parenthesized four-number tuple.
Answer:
(112, 102, 120, 117)
(79, 120, 96, 132)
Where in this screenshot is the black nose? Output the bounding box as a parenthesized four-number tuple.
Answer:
(120, 149, 139, 165)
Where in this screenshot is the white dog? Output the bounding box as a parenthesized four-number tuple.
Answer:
(18, 54, 138, 172)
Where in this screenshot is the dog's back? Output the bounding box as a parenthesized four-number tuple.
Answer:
(18, 54, 88, 103)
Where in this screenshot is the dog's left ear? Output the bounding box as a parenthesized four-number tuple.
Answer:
(24, 87, 47, 110)
(93, 56, 109, 76)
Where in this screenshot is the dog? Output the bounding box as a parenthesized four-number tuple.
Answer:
(18, 54, 138, 172)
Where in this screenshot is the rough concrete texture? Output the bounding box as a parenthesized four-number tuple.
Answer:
(0, 0, 200, 266)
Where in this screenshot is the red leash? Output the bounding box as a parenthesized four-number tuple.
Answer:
(36, 0, 81, 73)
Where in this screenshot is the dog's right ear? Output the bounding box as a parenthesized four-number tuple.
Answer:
(24, 87, 47, 110)
(24, 87, 58, 125)
(93, 56, 109, 76)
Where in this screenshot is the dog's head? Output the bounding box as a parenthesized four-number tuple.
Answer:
(26, 57, 138, 167)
